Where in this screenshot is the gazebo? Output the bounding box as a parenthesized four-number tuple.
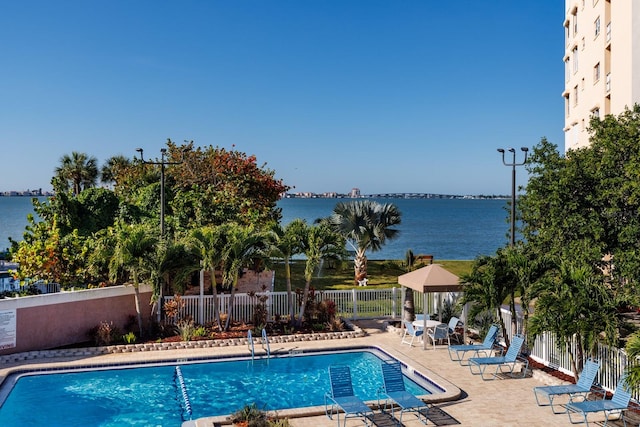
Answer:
(397, 264, 463, 350)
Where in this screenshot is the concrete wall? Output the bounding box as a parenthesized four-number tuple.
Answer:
(0, 285, 153, 355)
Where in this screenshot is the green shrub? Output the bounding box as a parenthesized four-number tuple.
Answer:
(122, 331, 137, 344)
(229, 403, 269, 427)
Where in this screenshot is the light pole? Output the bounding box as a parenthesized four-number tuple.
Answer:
(135, 147, 186, 237)
(497, 147, 528, 246)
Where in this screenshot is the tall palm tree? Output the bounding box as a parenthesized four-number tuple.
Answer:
(403, 249, 417, 322)
(219, 223, 271, 331)
(328, 200, 401, 283)
(460, 254, 513, 347)
(298, 223, 344, 326)
(149, 240, 198, 319)
(55, 151, 99, 195)
(503, 245, 549, 343)
(529, 259, 620, 377)
(101, 155, 131, 188)
(269, 219, 307, 323)
(188, 226, 226, 331)
(109, 224, 158, 335)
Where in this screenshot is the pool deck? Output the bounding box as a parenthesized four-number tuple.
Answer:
(0, 319, 610, 427)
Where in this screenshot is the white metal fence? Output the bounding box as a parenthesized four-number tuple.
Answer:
(164, 288, 632, 394)
(499, 307, 631, 395)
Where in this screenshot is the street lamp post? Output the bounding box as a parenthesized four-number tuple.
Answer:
(497, 147, 528, 246)
(135, 147, 185, 237)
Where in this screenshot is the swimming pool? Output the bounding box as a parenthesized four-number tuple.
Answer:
(0, 347, 444, 427)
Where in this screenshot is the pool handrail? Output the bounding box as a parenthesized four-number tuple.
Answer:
(262, 328, 271, 359)
(248, 330, 255, 360)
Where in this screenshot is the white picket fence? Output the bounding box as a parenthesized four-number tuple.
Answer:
(164, 288, 633, 395)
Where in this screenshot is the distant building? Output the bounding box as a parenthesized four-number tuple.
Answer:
(349, 188, 361, 198)
(563, 0, 640, 151)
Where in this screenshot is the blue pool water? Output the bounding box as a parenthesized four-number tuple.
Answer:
(0, 349, 439, 427)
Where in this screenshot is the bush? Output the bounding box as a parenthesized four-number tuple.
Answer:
(122, 331, 137, 344)
(90, 321, 121, 346)
(229, 404, 290, 427)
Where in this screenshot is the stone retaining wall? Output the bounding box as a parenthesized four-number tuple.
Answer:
(0, 322, 365, 365)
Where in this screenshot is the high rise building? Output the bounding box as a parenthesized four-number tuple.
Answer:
(563, 0, 640, 152)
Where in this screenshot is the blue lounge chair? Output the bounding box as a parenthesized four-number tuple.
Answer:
(534, 358, 601, 413)
(468, 334, 528, 380)
(566, 374, 631, 426)
(401, 320, 424, 347)
(325, 365, 374, 427)
(378, 361, 429, 425)
(448, 324, 499, 365)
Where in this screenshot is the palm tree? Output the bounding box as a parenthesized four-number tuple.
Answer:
(101, 155, 131, 188)
(529, 259, 619, 377)
(459, 254, 513, 347)
(188, 226, 226, 331)
(109, 224, 158, 335)
(625, 332, 640, 393)
(328, 200, 401, 283)
(503, 245, 549, 344)
(403, 249, 417, 322)
(298, 222, 344, 326)
(55, 151, 99, 195)
(218, 223, 271, 331)
(149, 240, 198, 319)
(269, 219, 307, 323)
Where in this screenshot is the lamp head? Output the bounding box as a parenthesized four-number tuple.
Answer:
(136, 148, 143, 153)
(508, 148, 516, 153)
(497, 148, 505, 153)
(160, 148, 167, 154)
(521, 147, 529, 152)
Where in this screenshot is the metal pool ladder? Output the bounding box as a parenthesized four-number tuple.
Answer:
(247, 329, 271, 361)
(174, 365, 193, 420)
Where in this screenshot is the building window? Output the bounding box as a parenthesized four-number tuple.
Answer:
(566, 95, 571, 116)
(594, 63, 600, 82)
(581, 37, 585, 50)
(573, 46, 579, 73)
(595, 17, 601, 37)
(573, 12, 578, 36)
(592, 108, 600, 119)
(565, 58, 571, 82)
(574, 86, 579, 106)
(606, 22, 611, 42)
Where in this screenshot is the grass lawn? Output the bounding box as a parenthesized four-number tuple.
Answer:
(272, 259, 474, 291)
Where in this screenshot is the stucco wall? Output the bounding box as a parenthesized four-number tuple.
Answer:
(0, 285, 153, 355)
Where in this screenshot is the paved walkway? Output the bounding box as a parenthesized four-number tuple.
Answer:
(0, 319, 622, 427)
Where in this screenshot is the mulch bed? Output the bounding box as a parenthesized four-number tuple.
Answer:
(526, 357, 575, 383)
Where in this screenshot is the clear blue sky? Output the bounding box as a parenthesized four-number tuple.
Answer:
(1, 1, 564, 195)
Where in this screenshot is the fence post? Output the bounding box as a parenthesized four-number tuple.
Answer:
(392, 287, 397, 318)
(352, 288, 358, 320)
(199, 269, 204, 325)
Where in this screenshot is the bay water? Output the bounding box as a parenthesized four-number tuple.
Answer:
(0, 196, 509, 260)
(278, 197, 509, 260)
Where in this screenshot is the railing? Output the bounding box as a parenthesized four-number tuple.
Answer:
(499, 307, 632, 397)
(165, 287, 430, 324)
